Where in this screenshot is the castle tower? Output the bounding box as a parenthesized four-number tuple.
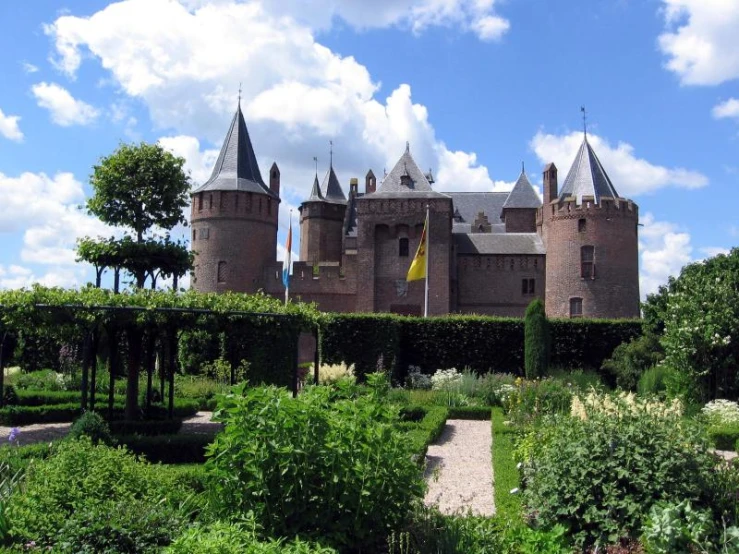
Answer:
(501, 166, 542, 233)
(541, 135, 640, 318)
(190, 104, 279, 293)
(298, 159, 348, 264)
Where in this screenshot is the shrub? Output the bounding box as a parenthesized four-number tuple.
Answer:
(317, 362, 355, 384)
(206, 384, 424, 550)
(68, 411, 114, 445)
(600, 334, 664, 390)
(547, 368, 604, 391)
(641, 500, 722, 554)
(166, 522, 339, 554)
(1, 386, 17, 407)
(637, 365, 674, 398)
(706, 424, 739, 451)
(406, 366, 432, 390)
(474, 373, 517, 406)
(702, 399, 739, 425)
(523, 402, 716, 548)
(9, 369, 67, 391)
(6, 437, 190, 550)
(109, 418, 183, 436)
(504, 378, 572, 425)
(431, 368, 462, 390)
(121, 433, 213, 464)
(524, 299, 549, 379)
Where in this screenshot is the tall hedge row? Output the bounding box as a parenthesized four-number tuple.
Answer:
(320, 314, 642, 382)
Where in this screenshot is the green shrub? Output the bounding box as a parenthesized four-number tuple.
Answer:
(1, 386, 17, 407)
(0, 442, 55, 477)
(109, 418, 183, 436)
(206, 384, 424, 551)
(600, 334, 664, 390)
(403, 405, 448, 460)
(641, 500, 722, 554)
(524, 299, 549, 379)
(547, 368, 604, 391)
(504, 378, 572, 425)
(120, 434, 213, 464)
(9, 369, 66, 391)
(166, 522, 339, 554)
(491, 408, 522, 519)
(474, 373, 516, 406)
(523, 406, 716, 548)
(706, 424, 739, 451)
(447, 406, 492, 420)
(637, 365, 675, 398)
(6, 437, 191, 550)
(68, 411, 114, 445)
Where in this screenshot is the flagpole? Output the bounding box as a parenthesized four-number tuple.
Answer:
(285, 210, 292, 306)
(424, 204, 430, 318)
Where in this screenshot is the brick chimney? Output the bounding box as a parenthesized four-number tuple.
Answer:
(365, 169, 376, 194)
(270, 162, 280, 197)
(349, 177, 358, 197)
(543, 163, 558, 203)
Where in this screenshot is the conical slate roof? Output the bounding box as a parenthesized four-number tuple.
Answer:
(320, 165, 347, 204)
(373, 144, 448, 198)
(503, 170, 542, 209)
(307, 174, 323, 201)
(192, 104, 276, 197)
(559, 137, 619, 204)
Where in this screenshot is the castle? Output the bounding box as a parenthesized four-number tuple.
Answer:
(190, 105, 640, 319)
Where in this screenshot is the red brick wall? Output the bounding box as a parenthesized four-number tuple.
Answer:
(299, 202, 346, 264)
(503, 208, 537, 233)
(542, 197, 640, 319)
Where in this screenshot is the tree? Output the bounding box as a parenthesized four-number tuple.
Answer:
(524, 298, 549, 379)
(87, 142, 190, 243)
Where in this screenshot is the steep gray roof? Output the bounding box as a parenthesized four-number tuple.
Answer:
(455, 233, 546, 255)
(372, 145, 448, 199)
(446, 192, 507, 234)
(503, 171, 542, 210)
(307, 174, 323, 201)
(559, 136, 619, 204)
(320, 166, 347, 204)
(192, 105, 275, 197)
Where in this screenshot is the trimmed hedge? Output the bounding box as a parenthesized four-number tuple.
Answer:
(491, 407, 521, 519)
(402, 405, 448, 461)
(707, 424, 739, 451)
(120, 433, 213, 464)
(320, 313, 642, 381)
(447, 406, 492, 420)
(109, 418, 183, 436)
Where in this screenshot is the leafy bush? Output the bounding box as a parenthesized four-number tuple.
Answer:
(206, 384, 424, 550)
(109, 418, 183, 436)
(641, 500, 732, 554)
(703, 399, 739, 425)
(121, 433, 213, 464)
(166, 522, 338, 554)
(523, 402, 717, 548)
(474, 373, 517, 406)
(504, 378, 572, 425)
(547, 368, 604, 391)
(706, 424, 739, 451)
(1, 386, 17, 407)
(6, 437, 191, 550)
(402, 406, 448, 460)
(600, 334, 664, 390)
(637, 364, 674, 398)
(9, 369, 67, 391)
(68, 411, 114, 445)
(406, 366, 432, 389)
(524, 299, 549, 379)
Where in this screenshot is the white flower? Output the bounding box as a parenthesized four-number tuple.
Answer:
(510, 488, 519, 494)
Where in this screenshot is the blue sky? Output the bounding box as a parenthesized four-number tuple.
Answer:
(0, 0, 737, 296)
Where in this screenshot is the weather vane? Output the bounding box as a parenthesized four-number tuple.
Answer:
(329, 140, 333, 167)
(581, 106, 588, 137)
(238, 82, 242, 105)
(313, 156, 318, 176)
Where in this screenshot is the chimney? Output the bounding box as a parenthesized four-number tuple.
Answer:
(543, 163, 558, 203)
(269, 162, 280, 197)
(349, 177, 358, 197)
(365, 169, 376, 194)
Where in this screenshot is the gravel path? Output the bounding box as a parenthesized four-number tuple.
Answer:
(424, 419, 494, 516)
(0, 412, 220, 446)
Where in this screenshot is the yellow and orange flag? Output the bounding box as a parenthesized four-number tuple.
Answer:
(406, 217, 428, 282)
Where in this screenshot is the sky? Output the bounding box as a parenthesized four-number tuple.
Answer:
(0, 0, 738, 297)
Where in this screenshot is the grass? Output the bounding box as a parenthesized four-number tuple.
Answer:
(491, 407, 522, 520)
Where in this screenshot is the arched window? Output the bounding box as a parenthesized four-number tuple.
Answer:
(581, 245, 595, 279)
(570, 297, 583, 318)
(398, 237, 409, 257)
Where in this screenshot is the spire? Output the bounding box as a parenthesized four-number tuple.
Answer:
(405, 141, 410, 154)
(502, 167, 542, 209)
(308, 173, 323, 201)
(192, 104, 273, 196)
(559, 136, 620, 204)
(581, 106, 588, 139)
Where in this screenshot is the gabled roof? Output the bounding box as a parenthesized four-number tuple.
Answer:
(307, 174, 323, 201)
(559, 136, 619, 204)
(320, 165, 347, 204)
(372, 144, 448, 199)
(446, 192, 507, 234)
(192, 105, 275, 197)
(502, 170, 542, 210)
(454, 233, 546, 255)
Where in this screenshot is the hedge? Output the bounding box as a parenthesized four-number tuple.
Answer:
(447, 406, 493, 420)
(707, 424, 739, 451)
(109, 418, 183, 436)
(491, 407, 522, 519)
(401, 405, 448, 461)
(320, 313, 642, 382)
(120, 433, 213, 464)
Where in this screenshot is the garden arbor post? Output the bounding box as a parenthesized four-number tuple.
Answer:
(90, 330, 99, 412)
(80, 330, 94, 411)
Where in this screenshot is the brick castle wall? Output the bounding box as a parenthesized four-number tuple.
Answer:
(299, 202, 347, 264)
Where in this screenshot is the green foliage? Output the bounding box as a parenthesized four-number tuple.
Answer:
(547, 368, 604, 391)
(660, 248, 739, 402)
(637, 365, 675, 398)
(68, 411, 114, 445)
(601, 334, 664, 390)
(5, 437, 191, 550)
(491, 408, 522, 520)
(706, 424, 739, 451)
(206, 384, 424, 550)
(524, 299, 549, 379)
(8, 369, 67, 391)
(503, 378, 572, 426)
(0, 387, 16, 407)
(87, 141, 190, 240)
(641, 500, 725, 554)
(166, 522, 339, 554)
(523, 407, 717, 548)
(402, 406, 448, 460)
(120, 433, 213, 464)
(109, 418, 183, 436)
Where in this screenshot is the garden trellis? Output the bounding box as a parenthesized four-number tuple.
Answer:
(0, 287, 321, 420)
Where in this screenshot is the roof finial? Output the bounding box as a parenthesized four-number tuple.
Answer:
(238, 82, 242, 106)
(329, 140, 333, 168)
(581, 106, 588, 139)
(522, 161, 525, 173)
(405, 141, 410, 154)
(313, 156, 318, 177)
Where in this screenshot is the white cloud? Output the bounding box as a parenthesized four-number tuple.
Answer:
(712, 97, 739, 119)
(159, 135, 219, 184)
(700, 246, 730, 258)
(31, 82, 99, 126)
(0, 108, 23, 142)
(658, 0, 739, 85)
(45, 0, 500, 209)
(639, 212, 693, 297)
(0, 265, 34, 290)
(530, 131, 708, 197)
(22, 62, 39, 74)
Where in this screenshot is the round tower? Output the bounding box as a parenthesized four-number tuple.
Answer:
(298, 163, 347, 264)
(542, 136, 640, 319)
(190, 105, 279, 293)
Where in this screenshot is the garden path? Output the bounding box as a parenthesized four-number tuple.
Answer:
(0, 411, 221, 446)
(423, 419, 495, 516)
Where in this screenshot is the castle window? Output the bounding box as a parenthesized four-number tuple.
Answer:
(570, 297, 583, 318)
(200, 228, 210, 240)
(217, 261, 227, 283)
(197, 193, 203, 211)
(581, 245, 595, 279)
(398, 237, 409, 257)
(192, 230, 196, 241)
(272, 170, 277, 179)
(578, 218, 586, 232)
(521, 278, 535, 295)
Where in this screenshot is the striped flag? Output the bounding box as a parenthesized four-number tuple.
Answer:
(283, 216, 292, 302)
